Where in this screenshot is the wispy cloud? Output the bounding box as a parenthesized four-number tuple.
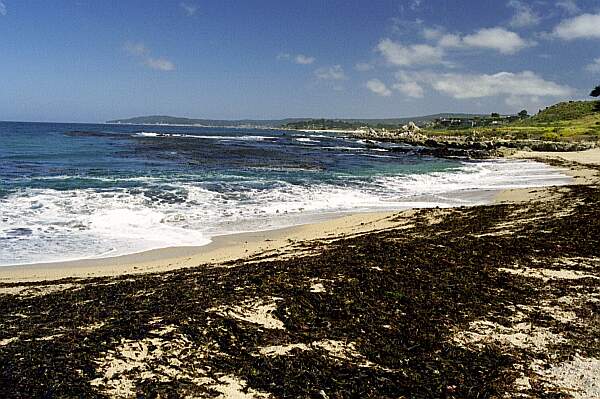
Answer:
(400, 0, 423, 14)
(314, 65, 346, 80)
(124, 41, 175, 71)
(507, 0, 541, 28)
(377, 38, 445, 66)
(552, 13, 600, 40)
(294, 54, 315, 65)
(180, 2, 198, 16)
(585, 58, 600, 73)
(556, 0, 580, 15)
(366, 79, 392, 96)
(145, 57, 175, 71)
(355, 62, 374, 72)
(0, 1, 7, 16)
(278, 53, 316, 65)
(410, 0, 422, 11)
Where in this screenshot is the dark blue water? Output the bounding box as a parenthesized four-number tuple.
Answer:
(0, 122, 570, 265)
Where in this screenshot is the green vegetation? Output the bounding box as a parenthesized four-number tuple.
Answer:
(424, 100, 600, 141)
(282, 119, 407, 130)
(528, 101, 597, 123)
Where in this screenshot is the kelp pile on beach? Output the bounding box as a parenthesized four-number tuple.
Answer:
(0, 185, 599, 398)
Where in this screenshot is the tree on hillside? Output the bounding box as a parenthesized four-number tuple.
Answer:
(591, 85, 600, 97)
(518, 110, 529, 118)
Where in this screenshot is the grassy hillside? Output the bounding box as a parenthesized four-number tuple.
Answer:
(510, 100, 600, 139)
(426, 100, 600, 140)
(529, 100, 598, 123)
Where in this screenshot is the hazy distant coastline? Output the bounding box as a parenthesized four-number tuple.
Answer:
(106, 113, 486, 129)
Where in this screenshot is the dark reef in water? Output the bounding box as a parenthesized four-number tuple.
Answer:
(0, 181, 599, 398)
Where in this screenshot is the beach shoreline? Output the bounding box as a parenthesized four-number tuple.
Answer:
(2, 149, 598, 283)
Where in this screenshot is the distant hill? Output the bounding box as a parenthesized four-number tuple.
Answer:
(106, 113, 486, 128)
(105, 115, 304, 128)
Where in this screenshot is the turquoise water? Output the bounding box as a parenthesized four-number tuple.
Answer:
(0, 122, 571, 265)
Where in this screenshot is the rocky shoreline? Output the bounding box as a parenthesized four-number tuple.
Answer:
(350, 130, 598, 159)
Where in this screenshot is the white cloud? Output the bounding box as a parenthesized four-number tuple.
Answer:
(553, 13, 600, 40)
(315, 65, 346, 80)
(394, 81, 425, 98)
(0, 1, 6, 16)
(294, 54, 315, 65)
(377, 38, 444, 66)
(430, 71, 571, 99)
(556, 0, 580, 15)
(585, 58, 600, 73)
(420, 26, 531, 55)
(180, 2, 197, 16)
(507, 0, 541, 28)
(462, 27, 531, 54)
(393, 72, 425, 98)
(392, 70, 571, 102)
(366, 79, 392, 96)
(355, 62, 374, 72)
(124, 42, 175, 71)
(145, 57, 175, 71)
(438, 33, 462, 48)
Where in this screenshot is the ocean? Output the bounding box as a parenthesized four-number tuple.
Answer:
(0, 122, 571, 266)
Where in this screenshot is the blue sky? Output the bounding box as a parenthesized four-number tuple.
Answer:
(1, 0, 600, 122)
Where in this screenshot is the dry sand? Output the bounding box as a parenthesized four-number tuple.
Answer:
(1, 148, 598, 284)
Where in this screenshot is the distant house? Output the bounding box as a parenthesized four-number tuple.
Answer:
(433, 115, 519, 129)
(435, 118, 476, 128)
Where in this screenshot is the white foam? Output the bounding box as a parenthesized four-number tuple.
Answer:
(0, 160, 571, 266)
(294, 137, 320, 143)
(133, 132, 276, 141)
(135, 132, 162, 137)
